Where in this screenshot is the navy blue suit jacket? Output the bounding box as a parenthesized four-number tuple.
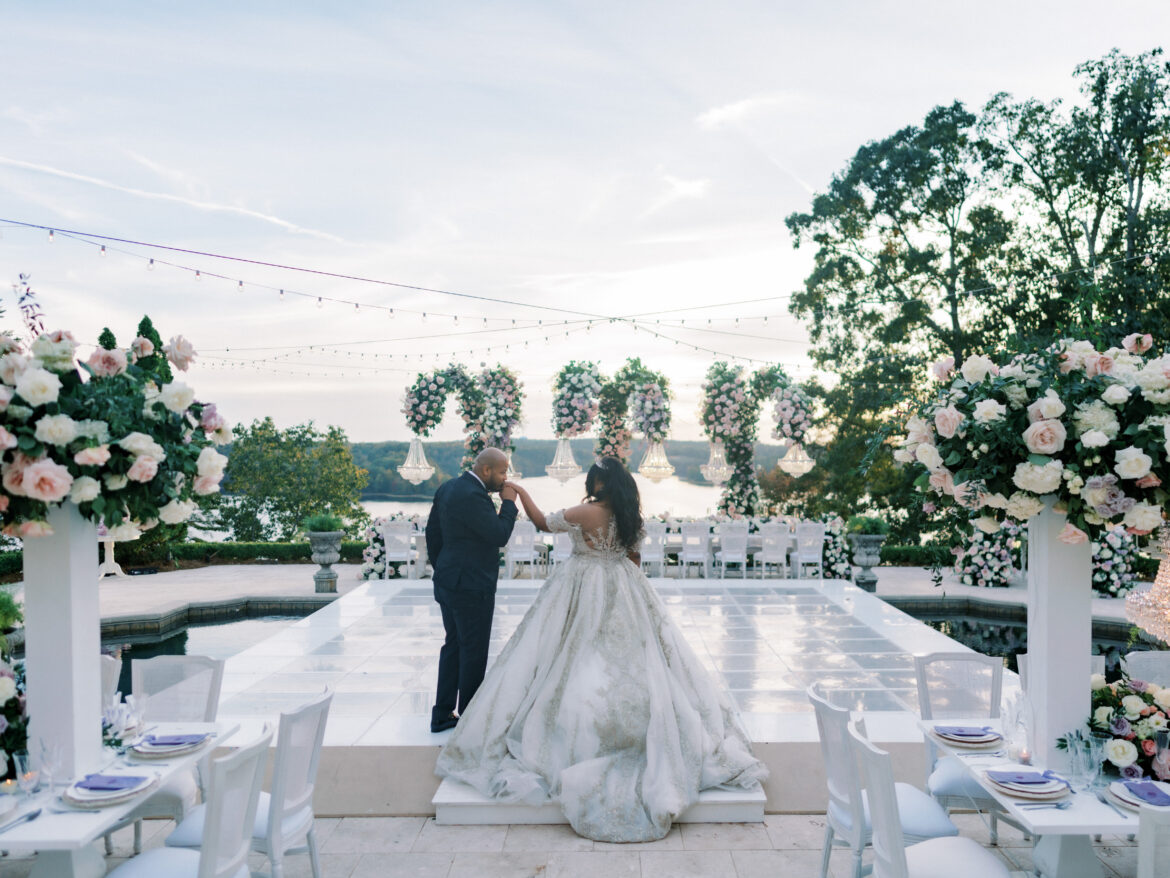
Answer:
(426, 472, 518, 595)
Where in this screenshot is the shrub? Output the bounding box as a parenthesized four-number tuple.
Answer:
(846, 515, 891, 535)
(303, 513, 345, 533)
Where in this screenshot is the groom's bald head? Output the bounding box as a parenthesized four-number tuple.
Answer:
(474, 448, 509, 492)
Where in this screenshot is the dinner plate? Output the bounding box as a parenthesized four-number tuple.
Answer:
(983, 769, 1069, 800)
(931, 730, 1004, 750)
(62, 776, 158, 809)
(1108, 780, 1170, 812)
(130, 735, 210, 758)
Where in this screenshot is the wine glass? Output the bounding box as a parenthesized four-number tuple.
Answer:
(13, 751, 39, 796)
(36, 739, 63, 794)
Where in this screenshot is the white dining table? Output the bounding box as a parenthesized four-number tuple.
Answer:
(0, 720, 238, 878)
(918, 718, 1137, 878)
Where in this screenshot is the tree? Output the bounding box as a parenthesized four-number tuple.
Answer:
(220, 418, 369, 541)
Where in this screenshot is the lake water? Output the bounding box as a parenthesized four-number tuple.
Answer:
(363, 473, 726, 521)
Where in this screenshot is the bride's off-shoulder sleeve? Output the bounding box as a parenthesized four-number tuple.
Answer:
(545, 510, 573, 533)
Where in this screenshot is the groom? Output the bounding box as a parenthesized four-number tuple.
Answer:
(425, 447, 518, 733)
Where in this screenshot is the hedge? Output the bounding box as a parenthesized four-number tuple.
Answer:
(170, 541, 366, 563)
(878, 544, 953, 567)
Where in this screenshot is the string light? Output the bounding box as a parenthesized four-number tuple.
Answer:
(99, 245, 106, 256)
(279, 289, 284, 300)
(195, 270, 201, 280)
(147, 259, 155, 271)
(47, 229, 54, 242)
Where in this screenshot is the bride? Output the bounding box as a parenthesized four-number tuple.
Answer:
(434, 456, 767, 842)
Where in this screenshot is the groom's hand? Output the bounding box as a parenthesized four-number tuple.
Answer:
(500, 484, 518, 502)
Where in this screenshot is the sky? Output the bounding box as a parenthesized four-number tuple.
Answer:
(2, 1, 1168, 444)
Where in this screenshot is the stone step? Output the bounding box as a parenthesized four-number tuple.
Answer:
(433, 778, 766, 825)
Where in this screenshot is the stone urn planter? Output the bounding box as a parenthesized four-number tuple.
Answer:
(847, 534, 887, 592)
(308, 530, 344, 593)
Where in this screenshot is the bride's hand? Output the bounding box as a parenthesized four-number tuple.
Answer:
(503, 480, 524, 494)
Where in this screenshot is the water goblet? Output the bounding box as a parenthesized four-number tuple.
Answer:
(13, 751, 39, 796)
(37, 739, 63, 794)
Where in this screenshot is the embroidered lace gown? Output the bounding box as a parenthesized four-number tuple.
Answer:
(434, 511, 767, 842)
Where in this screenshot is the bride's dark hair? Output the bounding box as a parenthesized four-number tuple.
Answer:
(584, 456, 642, 551)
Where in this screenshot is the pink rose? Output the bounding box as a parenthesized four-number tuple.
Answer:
(86, 348, 128, 378)
(126, 456, 159, 483)
(934, 405, 963, 439)
(1058, 522, 1088, 544)
(0, 386, 11, 412)
(18, 520, 54, 538)
(21, 458, 74, 503)
(1143, 739, 1158, 756)
(1135, 474, 1162, 489)
(200, 404, 226, 433)
(163, 335, 196, 371)
(928, 469, 955, 496)
(1, 453, 35, 496)
(931, 357, 955, 381)
(1127, 527, 1153, 536)
(0, 495, 8, 512)
(0, 426, 16, 451)
(1023, 419, 1067, 455)
(922, 501, 936, 514)
(193, 473, 221, 495)
(1084, 353, 1114, 377)
(74, 445, 111, 466)
(1123, 333, 1153, 354)
(130, 336, 155, 360)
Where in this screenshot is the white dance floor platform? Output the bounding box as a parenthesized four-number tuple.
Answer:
(217, 576, 993, 816)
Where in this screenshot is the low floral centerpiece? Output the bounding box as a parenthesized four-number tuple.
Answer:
(1087, 673, 1170, 780)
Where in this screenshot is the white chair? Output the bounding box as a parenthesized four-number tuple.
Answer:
(168, 690, 333, 878)
(794, 522, 826, 578)
(714, 523, 750, 578)
(381, 521, 420, 579)
(1138, 801, 1170, 878)
(549, 531, 572, 569)
(1017, 651, 1105, 693)
(1123, 650, 1170, 685)
(100, 653, 122, 709)
(914, 651, 1017, 846)
(505, 520, 541, 578)
(680, 522, 712, 578)
(641, 521, 668, 577)
(755, 523, 791, 578)
(847, 719, 1013, 878)
(107, 655, 226, 854)
(107, 724, 274, 878)
(807, 684, 957, 878)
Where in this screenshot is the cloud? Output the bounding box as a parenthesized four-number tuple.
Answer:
(0, 155, 345, 242)
(643, 169, 711, 217)
(695, 93, 802, 130)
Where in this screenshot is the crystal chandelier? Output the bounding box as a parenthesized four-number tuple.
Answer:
(1127, 525, 1170, 646)
(699, 441, 733, 486)
(638, 440, 675, 483)
(397, 436, 435, 485)
(545, 437, 581, 483)
(778, 442, 815, 477)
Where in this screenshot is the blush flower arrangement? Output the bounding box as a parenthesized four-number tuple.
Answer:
(1087, 673, 1170, 780)
(772, 384, 813, 444)
(0, 319, 227, 539)
(627, 382, 671, 444)
(899, 336, 1169, 541)
(551, 361, 602, 438)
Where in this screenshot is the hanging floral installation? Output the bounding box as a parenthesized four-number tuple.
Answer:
(627, 382, 671, 443)
(595, 358, 670, 464)
(772, 384, 813, 444)
(551, 361, 602, 438)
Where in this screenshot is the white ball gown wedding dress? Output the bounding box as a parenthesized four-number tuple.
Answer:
(435, 510, 767, 842)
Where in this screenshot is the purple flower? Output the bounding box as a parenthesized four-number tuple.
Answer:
(1111, 716, 1132, 736)
(1130, 679, 1150, 693)
(1121, 763, 1144, 780)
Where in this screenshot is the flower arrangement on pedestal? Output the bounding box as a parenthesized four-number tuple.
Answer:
(0, 320, 227, 538)
(899, 336, 1169, 542)
(551, 361, 602, 438)
(820, 515, 853, 580)
(1088, 674, 1170, 780)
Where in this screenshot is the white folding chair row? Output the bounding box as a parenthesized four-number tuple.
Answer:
(713, 522, 750, 578)
(754, 522, 791, 578)
(381, 521, 421, 579)
(679, 522, 711, 578)
(794, 522, 826, 578)
(641, 521, 668, 577)
(505, 520, 542, 578)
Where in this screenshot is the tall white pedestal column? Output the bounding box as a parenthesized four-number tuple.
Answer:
(23, 503, 103, 781)
(1028, 499, 1100, 878)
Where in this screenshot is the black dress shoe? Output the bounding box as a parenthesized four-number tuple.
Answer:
(430, 713, 458, 733)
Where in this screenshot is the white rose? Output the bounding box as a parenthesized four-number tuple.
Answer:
(1123, 502, 1163, 532)
(1094, 705, 1115, 728)
(1027, 389, 1066, 421)
(1115, 446, 1153, 480)
(104, 473, 128, 491)
(118, 432, 166, 461)
(915, 444, 944, 471)
(1081, 430, 1110, 448)
(981, 492, 1008, 510)
(1105, 737, 1139, 769)
(1090, 674, 1108, 691)
(14, 367, 62, 406)
(1012, 460, 1064, 495)
(196, 447, 228, 478)
(159, 381, 195, 414)
(1102, 384, 1131, 406)
(1121, 694, 1147, 720)
(973, 516, 1001, 534)
(893, 448, 915, 464)
(157, 498, 196, 525)
(1005, 492, 1045, 521)
(1155, 689, 1170, 711)
(0, 676, 15, 703)
(68, 475, 101, 504)
(33, 413, 78, 446)
(972, 399, 1008, 423)
(107, 522, 142, 542)
(961, 354, 997, 384)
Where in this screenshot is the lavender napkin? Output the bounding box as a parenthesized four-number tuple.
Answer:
(986, 770, 1052, 785)
(934, 725, 995, 737)
(143, 733, 207, 746)
(77, 774, 147, 792)
(1123, 781, 1170, 807)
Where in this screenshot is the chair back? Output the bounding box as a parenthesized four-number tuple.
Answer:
(197, 724, 274, 878)
(381, 521, 414, 559)
(551, 531, 572, 562)
(508, 520, 537, 555)
(807, 684, 866, 848)
(268, 690, 333, 854)
(794, 522, 826, 559)
(758, 523, 789, 562)
(915, 651, 1002, 776)
(1123, 650, 1170, 687)
(642, 522, 667, 560)
(680, 522, 711, 559)
(1017, 651, 1105, 693)
(847, 719, 910, 878)
(100, 654, 122, 710)
(1138, 801, 1170, 878)
(716, 523, 748, 561)
(132, 655, 225, 722)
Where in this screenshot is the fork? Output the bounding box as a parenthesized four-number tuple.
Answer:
(1019, 801, 1072, 810)
(1095, 789, 1129, 819)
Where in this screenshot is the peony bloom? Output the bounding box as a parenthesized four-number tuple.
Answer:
(14, 367, 62, 406)
(33, 413, 78, 447)
(1115, 446, 1153, 480)
(85, 348, 128, 378)
(928, 469, 955, 495)
(1081, 429, 1110, 448)
(931, 356, 955, 381)
(1005, 492, 1045, 520)
(960, 354, 998, 384)
(1155, 689, 1170, 711)
(1123, 333, 1154, 354)
(163, 335, 196, 371)
(18, 520, 54, 538)
(130, 336, 155, 360)
(68, 475, 101, 504)
(1023, 419, 1067, 455)
(0, 353, 30, 386)
(1058, 522, 1089, 544)
(972, 399, 1007, 423)
(74, 445, 112, 466)
(1012, 460, 1064, 495)
(973, 516, 1001, 534)
(933, 405, 963, 439)
(126, 456, 159, 483)
(159, 381, 195, 413)
(21, 458, 73, 502)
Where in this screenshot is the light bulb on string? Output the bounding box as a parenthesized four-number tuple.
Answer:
(422, 313, 427, 322)
(195, 270, 201, 281)
(147, 259, 155, 271)
(47, 229, 54, 242)
(316, 297, 323, 308)
(354, 303, 359, 312)
(279, 289, 284, 300)
(238, 280, 244, 292)
(99, 245, 106, 256)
